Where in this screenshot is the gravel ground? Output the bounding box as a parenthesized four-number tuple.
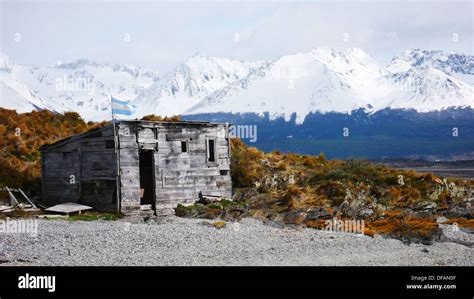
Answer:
(0, 217, 472, 266)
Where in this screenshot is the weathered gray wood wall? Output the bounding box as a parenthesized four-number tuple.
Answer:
(117, 121, 232, 215)
(41, 126, 118, 212)
(41, 121, 232, 216)
(117, 123, 141, 215)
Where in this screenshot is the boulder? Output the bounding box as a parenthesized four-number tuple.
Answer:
(221, 207, 246, 221)
(413, 201, 437, 211)
(232, 188, 258, 202)
(445, 207, 473, 219)
(283, 210, 306, 225)
(358, 208, 374, 219)
(305, 207, 331, 221)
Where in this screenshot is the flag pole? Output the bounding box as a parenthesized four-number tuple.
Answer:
(111, 96, 121, 215)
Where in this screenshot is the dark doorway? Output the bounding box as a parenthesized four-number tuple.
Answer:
(139, 150, 156, 213)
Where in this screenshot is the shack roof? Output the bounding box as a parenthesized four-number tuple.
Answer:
(39, 119, 229, 151)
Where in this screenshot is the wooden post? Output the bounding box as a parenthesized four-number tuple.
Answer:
(111, 97, 121, 215)
(6, 187, 19, 206)
(225, 122, 231, 165)
(18, 189, 37, 209)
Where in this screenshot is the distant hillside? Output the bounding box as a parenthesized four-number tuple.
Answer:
(183, 108, 474, 160)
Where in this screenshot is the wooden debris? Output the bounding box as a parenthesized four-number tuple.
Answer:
(197, 192, 224, 204)
(45, 203, 93, 215)
(2, 187, 39, 210)
(0, 205, 14, 213)
(18, 189, 37, 209)
(5, 187, 19, 206)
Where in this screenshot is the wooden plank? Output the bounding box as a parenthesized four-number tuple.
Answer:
(118, 135, 136, 142)
(159, 168, 221, 176)
(120, 142, 138, 149)
(119, 148, 139, 157)
(81, 177, 116, 181)
(120, 154, 140, 163)
(18, 189, 37, 209)
(43, 187, 79, 196)
(120, 161, 139, 168)
(166, 133, 200, 141)
(0, 206, 14, 212)
(45, 203, 93, 214)
(5, 187, 19, 206)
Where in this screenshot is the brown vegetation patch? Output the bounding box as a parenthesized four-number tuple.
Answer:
(442, 218, 474, 229)
(365, 214, 441, 244)
(304, 219, 327, 230)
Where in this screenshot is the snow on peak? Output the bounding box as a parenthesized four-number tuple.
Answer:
(55, 58, 91, 69)
(0, 53, 56, 112)
(131, 54, 267, 117)
(310, 47, 389, 78)
(388, 49, 474, 78)
(185, 49, 368, 124)
(0, 53, 160, 120)
(185, 47, 474, 123)
(1, 48, 473, 122)
(380, 66, 474, 112)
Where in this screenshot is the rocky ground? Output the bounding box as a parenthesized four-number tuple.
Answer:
(0, 217, 472, 266)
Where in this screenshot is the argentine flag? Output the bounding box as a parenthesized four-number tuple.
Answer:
(111, 97, 135, 119)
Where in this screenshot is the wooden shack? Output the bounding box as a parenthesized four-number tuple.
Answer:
(39, 120, 232, 216)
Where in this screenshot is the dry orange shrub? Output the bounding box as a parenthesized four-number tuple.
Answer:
(302, 155, 319, 168)
(276, 161, 288, 171)
(304, 219, 327, 229)
(141, 114, 181, 122)
(284, 153, 301, 165)
(365, 212, 439, 241)
(442, 218, 474, 229)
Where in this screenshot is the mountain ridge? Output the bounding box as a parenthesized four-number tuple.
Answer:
(185, 48, 474, 124)
(1, 48, 473, 123)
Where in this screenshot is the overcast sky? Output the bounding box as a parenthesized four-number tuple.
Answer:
(1, 0, 472, 73)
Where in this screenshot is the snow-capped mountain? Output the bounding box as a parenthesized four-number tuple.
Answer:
(387, 49, 474, 85)
(0, 53, 56, 112)
(310, 48, 390, 78)
(1, 48, 473, 124)
(0, 52, 159, 121)
(131, 52, 267, 117)
(186, 50, 368, 124)
(381, 66, 474, 112)
(185, 48, 474, 124)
